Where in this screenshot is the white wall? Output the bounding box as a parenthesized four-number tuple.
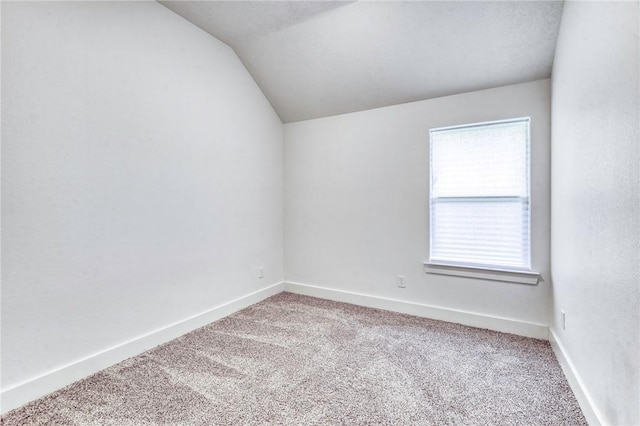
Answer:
(285, 80, 551, 328)
(550, 1, 639, 424)
(1, 1, 283, 391)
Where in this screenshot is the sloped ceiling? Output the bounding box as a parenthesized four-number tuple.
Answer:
(160, 1, 564, 123)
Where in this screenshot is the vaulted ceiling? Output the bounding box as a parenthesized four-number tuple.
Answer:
(160, 1, 564, 123)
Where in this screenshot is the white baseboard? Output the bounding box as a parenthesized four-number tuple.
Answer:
(549, 328, 604, 426)
(283, 281, 548, 340)
(0, 282, 284, 415)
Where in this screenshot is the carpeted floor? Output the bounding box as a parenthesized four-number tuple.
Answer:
(2, 292, 587, 425)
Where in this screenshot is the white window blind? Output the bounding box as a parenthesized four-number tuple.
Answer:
(429, 118, 531, 271)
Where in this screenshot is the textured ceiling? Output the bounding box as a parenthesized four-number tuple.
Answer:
(160, 1, 564, 123)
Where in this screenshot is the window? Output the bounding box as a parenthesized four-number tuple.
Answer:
(428, 118, 531, 273)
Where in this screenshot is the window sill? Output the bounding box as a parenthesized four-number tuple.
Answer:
(423, 262, 541, 285)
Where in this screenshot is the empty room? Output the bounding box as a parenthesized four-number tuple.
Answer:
(1, 0, 638, 424)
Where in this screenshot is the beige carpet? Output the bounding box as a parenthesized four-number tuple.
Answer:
(2, 292, 586, 425)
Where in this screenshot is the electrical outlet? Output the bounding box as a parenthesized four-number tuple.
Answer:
(561, 310, 566, 330)
(258, 266, 264, 279)
(397, 275, 406, 288)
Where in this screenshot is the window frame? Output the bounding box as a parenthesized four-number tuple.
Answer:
(425, 117, 540, 285)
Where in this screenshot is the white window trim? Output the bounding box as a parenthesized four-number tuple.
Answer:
(423, 262, 541, 285)
(428, 116, 533, 272)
